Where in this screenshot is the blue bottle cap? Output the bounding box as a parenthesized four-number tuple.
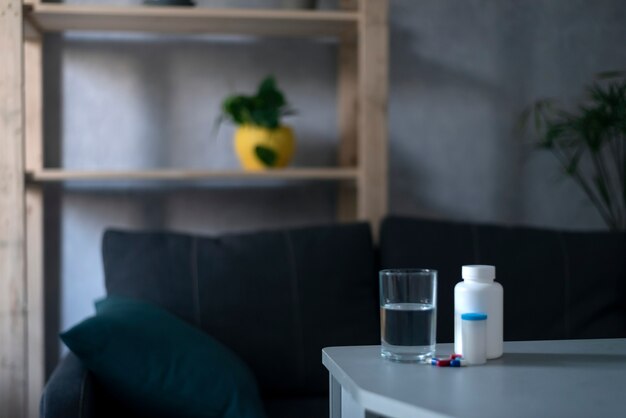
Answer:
(461, 312, 488, 321)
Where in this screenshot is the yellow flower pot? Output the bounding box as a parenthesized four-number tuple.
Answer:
(234, 124, 296, 170)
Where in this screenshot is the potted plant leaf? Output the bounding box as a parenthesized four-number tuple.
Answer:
(522, 71, 626, 230)
(217, 76, 296, 170)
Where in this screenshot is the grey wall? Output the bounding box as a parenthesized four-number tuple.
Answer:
(46, 0, 626, 369)
(389, 0, 625, 227)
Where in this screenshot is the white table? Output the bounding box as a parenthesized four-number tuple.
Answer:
(322, 339, 626, 418)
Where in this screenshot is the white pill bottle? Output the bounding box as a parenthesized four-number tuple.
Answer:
(454, 265, 503, 359)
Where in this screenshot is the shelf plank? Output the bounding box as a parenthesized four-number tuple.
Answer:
(27, 4, 358, 37)
(26, 168, 359, 182)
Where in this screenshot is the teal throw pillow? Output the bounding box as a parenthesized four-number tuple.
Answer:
(60, 296, 266, 418)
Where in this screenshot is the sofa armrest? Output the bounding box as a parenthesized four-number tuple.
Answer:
(40, 353, 96, 418)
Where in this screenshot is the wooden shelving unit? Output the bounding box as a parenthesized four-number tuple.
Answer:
(0, 1, 388, 417)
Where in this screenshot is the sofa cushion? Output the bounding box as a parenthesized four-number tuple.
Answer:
(380, 216, 626, 342)
(102, 223, 379, 397)
(61, 296, 266, 418)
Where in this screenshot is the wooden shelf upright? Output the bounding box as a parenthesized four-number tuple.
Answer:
(0, 0, 388, 416)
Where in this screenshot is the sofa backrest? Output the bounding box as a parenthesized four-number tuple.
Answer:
(380, 216, 626, 343)
(101, 216, 625, 400)
(102, 223, 379, 398)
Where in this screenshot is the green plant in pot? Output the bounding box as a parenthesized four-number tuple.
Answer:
(522, 71, 626, 230)
(219, 76, 296, 170)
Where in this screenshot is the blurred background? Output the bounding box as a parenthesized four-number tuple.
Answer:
(43, 0, 626, 371)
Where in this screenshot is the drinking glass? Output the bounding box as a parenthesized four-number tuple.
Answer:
(380, 269, 437, 362)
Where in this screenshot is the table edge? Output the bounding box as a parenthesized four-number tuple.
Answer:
(322, 348, 452, 418)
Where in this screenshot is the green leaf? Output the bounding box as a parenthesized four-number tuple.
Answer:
(257, 76, 277, 96)
(564, 149, 583, 175)
(542, 123, 567, 149)
(575, 106, 609, 152)
(220, 75, 291, 128)
(594, 175, 611, 208)
(587, 83, 609, 104)
(222, 96, 255, 125)
(257, 76, 286, 109)
(255, 145, 278, 167)
(251, 108, 280, 129)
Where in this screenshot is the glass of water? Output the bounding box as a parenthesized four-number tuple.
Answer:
(380, 269, 437, 362)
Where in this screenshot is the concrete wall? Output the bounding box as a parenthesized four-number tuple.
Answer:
(45, 0, 626, 369)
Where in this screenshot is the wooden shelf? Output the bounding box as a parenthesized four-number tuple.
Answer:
(26, 168, 359, 182)
(25, 4, 359, 37)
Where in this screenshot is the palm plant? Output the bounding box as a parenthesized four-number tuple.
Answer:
(523, 72, 626, 230)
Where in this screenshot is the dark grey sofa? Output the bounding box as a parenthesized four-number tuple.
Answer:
(41, 216, 626, 418)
